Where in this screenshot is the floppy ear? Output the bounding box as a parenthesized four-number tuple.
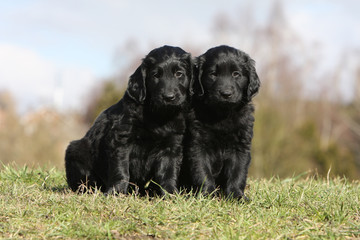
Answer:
(193, 56, 205, 96)
(181, 53, 194, 96)
(247, 58, 260, 101)
(126, 64, 147, 104)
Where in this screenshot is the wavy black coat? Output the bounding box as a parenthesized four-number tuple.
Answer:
(180, 45, 260, 199)
(65, 46, 193, 195)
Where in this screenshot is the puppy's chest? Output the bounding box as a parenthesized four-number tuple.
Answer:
(194, 120, 250, 155)
(129, 117, 185, 146)
(208, 129, 242, 148)
(146, 114, 186, 136)
(148, 121, 185, 138)
(204, 120, 243, 142)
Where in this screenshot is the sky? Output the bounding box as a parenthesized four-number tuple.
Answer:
(0, 0, 360, 113)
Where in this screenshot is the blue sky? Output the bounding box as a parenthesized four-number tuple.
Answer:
(0, 0, 359, 112)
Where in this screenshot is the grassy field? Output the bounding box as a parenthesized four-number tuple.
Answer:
(0, 166, 359, 239)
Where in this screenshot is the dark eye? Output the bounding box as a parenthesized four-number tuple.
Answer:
(209, 71, 217, 77)
(153, 72, 160, 78)
(174, 71, 183, 78)
(232, 71, 241, 78)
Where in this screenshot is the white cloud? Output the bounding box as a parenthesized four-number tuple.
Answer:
(0, 44, 55, 103)
(0, 44, 97, 112)
(287, 1, 360, 50)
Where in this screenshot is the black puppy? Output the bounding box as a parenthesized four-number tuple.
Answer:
(181, 45, 260, 199)
(65, 46, 192, 195)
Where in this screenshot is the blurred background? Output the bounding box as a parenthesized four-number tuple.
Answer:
(1, 0, 359, 179)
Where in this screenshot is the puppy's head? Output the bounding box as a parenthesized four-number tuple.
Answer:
(194, 45, 260, 108)
(126, 45, 192, 112)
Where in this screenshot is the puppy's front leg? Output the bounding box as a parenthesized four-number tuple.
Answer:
(223, 151, 251, 200)
(150, 140, 183, 195)
(105, 129, 131, 195)
(188, 147, 217, 196)
(106, 147, 130, 195)
(154, 158, 180, 195)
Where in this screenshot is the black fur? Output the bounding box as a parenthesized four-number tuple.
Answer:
(181, 45, 260, 199)
(65, 46, 193, 196)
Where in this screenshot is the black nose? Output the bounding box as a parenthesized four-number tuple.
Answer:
(219, 89, 234, 98)
(163, 92, 176, 101)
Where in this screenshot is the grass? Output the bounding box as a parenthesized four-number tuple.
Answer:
(0, 166, 359, 239)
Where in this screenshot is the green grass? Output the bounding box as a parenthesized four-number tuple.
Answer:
(0, 166, 359, 239)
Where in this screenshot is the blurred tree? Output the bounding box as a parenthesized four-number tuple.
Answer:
(341, 63, 360, 174)
(0, 91, 86, 168)
(83, 79, 126, 125)
(83, 45, 143, 125)
(0, 91, 22, 164)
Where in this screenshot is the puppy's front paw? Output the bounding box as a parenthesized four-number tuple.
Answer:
(200, 184, 218, 197)
(105, 181, 129, 196)
(225, 188, 249, 202)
